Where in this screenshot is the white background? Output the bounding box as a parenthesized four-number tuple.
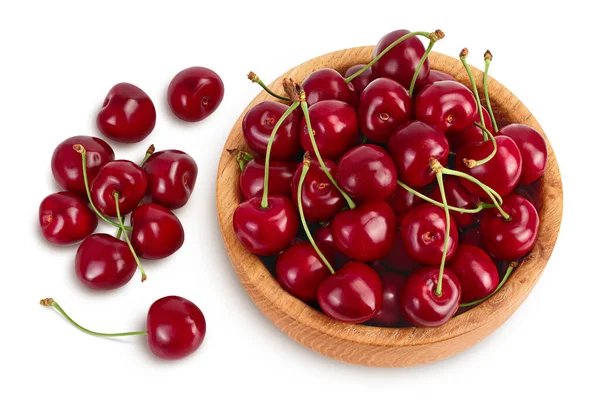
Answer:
(1, 1, 597, 399)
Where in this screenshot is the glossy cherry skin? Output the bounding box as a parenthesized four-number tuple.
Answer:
(168, 66, 224, 122)
(51, 135, 115, 196)
(481, 194, 539, 260)
(243, 101, 301, 160)
(336, 144, 397, 201)
(415, 81, 477, 134)
(302, 68, 357, 107)
(430, 176, 481, 228)
(275, 241, 332, 302)
(387, 120, 449, 187)
(401, 204, 458, 264)
(399, 266, 461, 327)
(291, 158, 343, 222)
(380, 228, 422, 275)
(233, 195, 299, 256)
(447, 245, 499, 302)
(147, 296, 206, 360)
(300, 100, 358, 160)
(447, 108, 494, 152)
(498, 123, 547, 184)
(143, 150, 198, 209)
(314, 225, 350, 269)
(460, 224, 483, 248)
(130, 204, 184, 260)
(96, 83, 156, 143)
(39, 192, 98, 245)
(75, 233, 137, 290)
(372, 29, 429, 90)
(331, 201, 395, 262)
(240, 158, 295, 200)
(456, 135, 523, 197)
(358, 77, 413, 143)
(90, 160, 148, 217)
(344, 64, 376, 95)
(369, 272, 407, 327)
(424, 70, 457, 86)
(317, 261, 383, 323)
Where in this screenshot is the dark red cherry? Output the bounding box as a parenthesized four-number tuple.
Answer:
(514, 179, 543, 212)
(380, 228, 422, 275)
(447, 108, 494, 152)
(460, 224, 483, 248)
(275, 241, 332, 302)
(481, 194, 539, 260)
(243, 101, 301, 160)
(39, 192, 98, 245)
(415, 81, 477, 134)
(240, 158, 295, 200)
(143, 150, 198, 209)
(314, 225, 350, 269)
(96, 83, 156, 143)
(168, 66, 224, 122)
(331, 201, 395, 262)
(358, 77, 413, 143)
(424, 70, 457, 86)
(75, 233, 137, 290)
(399, 266, 461, 327)
(369, 272, 407, 327)
(344, 64, 376, 95)
(291, 158, 343, 222)
(130, 204, 184, 260)
(51, 136, 115, 196)
(456, 135, 523, 197)
(372, 29, 430, 90)
(300, 100, 358, 160)
(447, 245, 499, 302)
(387, 121, 449, 187)
(302, 68, 357, 107)
(233, 196, 299, 256)
(386, 184, 426, 218)
(317, 261, 383, 323)
(430, 176, 481, 228)
(498, 123, 548, 184)
(147, 296, 206, 360)
(90, 160, 148, 217)
(401, 204, 458, 264)
(336, 144, 397, 201)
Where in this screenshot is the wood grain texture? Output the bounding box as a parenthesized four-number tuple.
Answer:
(216, 47, 563, 367)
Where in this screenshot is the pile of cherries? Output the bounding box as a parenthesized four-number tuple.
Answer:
(232, 29, 547, 328)
(38, 65, 225, 360)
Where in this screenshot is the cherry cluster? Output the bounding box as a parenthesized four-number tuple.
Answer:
(232, 29, 547, 328)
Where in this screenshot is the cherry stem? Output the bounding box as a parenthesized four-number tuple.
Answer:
(113, 192, 146, 282)
(459, 48, 488, 141)
(483, 51, 499, 133)
(40, 298, 147, 337)
(142, 144, 155, 164)
(297, 156, 335, 275)
(300, 100, 356, 209)
(396, 180, 485, 214)
(228, 148, 253, 171)
(408, 40, 435, 96)
(261, 101, 300, 209)
(460, 263, 516, 307)
(248, 72, 291, 102)
(435, 172, 451, 297)
(464, 123, 498, 167)
(115, 217, 124, 239)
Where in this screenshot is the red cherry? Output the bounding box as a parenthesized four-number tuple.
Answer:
(300, 100, 358, 160)
(514, 179, 543, 212)
(447, 245, 499, 302)
(51, 136, 115, 196)
(314, 225, 350, 269)
(460, 224, 483, 248)
(75, 233, 137, 290)
(317, 261, 383, 323)
(430, 176, 481, 228)
(447, 108, 494, 152)
(147, 296, 206, 360)
(415, 81, 477, 134)
(401, 204, 458, 264)
(344, 64, 376, 95)
(96, 83, 156, 143)
(424, 69, 457, 86)
(498, 123, 548, 184)
(90, 160, 148, 217)
(233, 196, 299, 256)
(387, 120, 449, 187)
(380, 228, 422, 275)
(399, 266, 461, 327)
(39, 192, 98, 245)
(167, 66, 224, 122)
(331, 201, 395, 262)
(243, 101, 301, 160)
(481, 194, 539, 260)
(143, 150, 198, 209)
(386, 184, 427, 218)
(369, 272, 408, 327)
(130, 204, 184, 260)
(239, 158, 295, 200)
(302, 68, 357, 107)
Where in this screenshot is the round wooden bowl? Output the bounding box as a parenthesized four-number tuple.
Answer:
(216, 47, 563, 367)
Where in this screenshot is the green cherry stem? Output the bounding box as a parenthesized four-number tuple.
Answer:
(396, 180, 485, 214)
(40, 298, 147, 337)
(142, 144, 155, 164)
(408, 31, 445, 96)
(483, 50, 499, 133)
(462, 122, 498, 167)
(113, 192, 146, 282)
(248, 72, 291, 102)
(115, 217, 124, 240)
(434, 171, 451, 297)
(228, 148, 254, 171)
(297, 156, 335, 275)
(460, 262, 517, 307)
(459, 48, 488, 141)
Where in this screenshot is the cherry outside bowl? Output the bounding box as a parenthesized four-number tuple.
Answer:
(216, 47, 562, 367)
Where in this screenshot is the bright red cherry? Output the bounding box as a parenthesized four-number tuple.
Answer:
(344, 64, 376, 95)
(447, 108, 494, 152)
(447, 245, 499, 302)
(143, 150, 198, 209)
(96, 83, 156, 143)
(90, 160, 148, 217)
(369, 272, 408, 327)
(380, 228, 422, 276)
(302, 68, 357, 107)
(239, 158, 295, 200)
(51, 136, 115, 196)
(130, 204, 184, 260)
(39, 192, 98, 245)
(317, 261, 383, 323)
(168, 66, 224, 122)
(430, 176, 481, 228)
(498, 123, 548, 184)
(415, 81, 477, 134)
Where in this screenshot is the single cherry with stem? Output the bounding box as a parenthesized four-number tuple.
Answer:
(446, 245, 499, 303)
(130, 203, 185, 260)
(39, 192, 98, 245)
(168, 66, 224, 122)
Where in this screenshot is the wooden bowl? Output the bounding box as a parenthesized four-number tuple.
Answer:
(216, 47, 563, 367)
